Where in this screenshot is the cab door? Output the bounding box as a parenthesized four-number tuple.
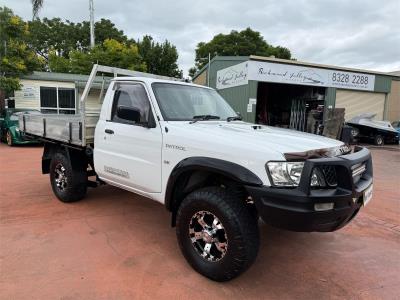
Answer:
(94, 82, 163, 193)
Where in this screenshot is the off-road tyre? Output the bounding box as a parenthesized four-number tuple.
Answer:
(49, 151, 87, 202)
(176, 186, 260, 281)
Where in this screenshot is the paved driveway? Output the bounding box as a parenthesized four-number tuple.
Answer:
(0, 144, 399, 299)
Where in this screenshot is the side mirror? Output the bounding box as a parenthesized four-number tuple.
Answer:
(117, 106, 141, 123)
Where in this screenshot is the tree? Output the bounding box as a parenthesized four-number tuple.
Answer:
(188, 67, 198, 79)
(137, 35, 182, 78)
(28, 18, 76, 61)
(47, 50, 70, 73)
(31, 0, 43, 18)
(191, 28, 292, 76)
(49, 38, 146, 74)
(0, 7, 43, 106)
(6, 9, 182, 78)
(27, 18, 129, 64)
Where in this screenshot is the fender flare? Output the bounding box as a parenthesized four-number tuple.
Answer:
(7, 126, 18, 137)
(165, 156, 263, 211)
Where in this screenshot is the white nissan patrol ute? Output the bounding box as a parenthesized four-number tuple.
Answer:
(20, 65, 374, 281)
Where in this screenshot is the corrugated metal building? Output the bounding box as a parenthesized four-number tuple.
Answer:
(387, 70, 400, 122)
(193, 56, 399, 130)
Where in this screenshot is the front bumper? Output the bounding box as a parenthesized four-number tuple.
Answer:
(14, 131, 40, 145)
(246, 146, 373, 232)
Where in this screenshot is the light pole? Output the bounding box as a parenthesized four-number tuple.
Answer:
(207, 53, 211, 87)
(89, 0, 95, 48)
(199, 53, 212, 87)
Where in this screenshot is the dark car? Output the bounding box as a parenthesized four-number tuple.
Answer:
(347, 113, 399, 146)
(0, 108, 40, 146)
(392, 121, 400, 135)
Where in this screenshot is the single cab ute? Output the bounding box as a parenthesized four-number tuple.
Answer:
(20, 65, 374, 281)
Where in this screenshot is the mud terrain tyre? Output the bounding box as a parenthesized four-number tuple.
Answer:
(176, 186, 259, 281)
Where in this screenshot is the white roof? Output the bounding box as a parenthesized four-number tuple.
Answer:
(111, 76, 213, 89)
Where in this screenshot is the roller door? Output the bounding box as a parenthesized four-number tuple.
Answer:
(335, 89, 386, 121)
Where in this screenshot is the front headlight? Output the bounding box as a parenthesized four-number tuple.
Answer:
(15, 127, 19, 132)
(266, 161, 304, 187)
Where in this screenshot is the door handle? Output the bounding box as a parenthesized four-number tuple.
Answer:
(105, 129, 114, 134)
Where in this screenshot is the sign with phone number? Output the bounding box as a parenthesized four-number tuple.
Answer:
(217, 61, 376, 91)
(248, 61, 376, 91)
(328, 71, 375, 91)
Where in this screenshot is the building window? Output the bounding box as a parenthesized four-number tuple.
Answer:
(40, 87, 57, 113)
(40, 86, 76, 114)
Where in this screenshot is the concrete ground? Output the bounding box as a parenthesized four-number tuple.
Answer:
(0, 143, 399, 300)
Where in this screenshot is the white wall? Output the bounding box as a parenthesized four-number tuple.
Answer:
(14, 79, 75, 110)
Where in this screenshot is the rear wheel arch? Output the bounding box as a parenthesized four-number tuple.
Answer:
(42, 143, 61, 174)
(165, 157, 263, 225)
(42, 142, 88, 174)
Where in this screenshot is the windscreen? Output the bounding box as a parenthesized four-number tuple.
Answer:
(152, 83, 237, 121)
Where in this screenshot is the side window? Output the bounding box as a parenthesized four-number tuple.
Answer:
(111, 83, 152, 125)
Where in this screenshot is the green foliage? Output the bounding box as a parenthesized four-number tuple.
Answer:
(28, 18, 75, 59)
(0, 7, 43, 96)
(93, 39, 145, 72)
(48, 50, 70, 73)
(28, 18, 129, 61)
(188, 67, 197, 78)
(191, 28, 292, 76)
(49, 39, 147, 74)
(137, 36, 182, 78)
(28, 17, 182, 77)
(0, 77, 21, 94)
(90, 19, 128, 45)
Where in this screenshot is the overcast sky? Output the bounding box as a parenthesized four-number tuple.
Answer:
(4, 0, 400, 76)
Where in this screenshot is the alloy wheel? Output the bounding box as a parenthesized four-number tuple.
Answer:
(6, 131, 12, 146)
(54, 163, 68, 191)
(189, 210, 228, 262)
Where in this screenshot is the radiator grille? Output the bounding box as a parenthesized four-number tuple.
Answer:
(321, 166, 337, 187)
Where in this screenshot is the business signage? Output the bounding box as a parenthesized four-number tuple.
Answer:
(13, 85, 38, 101)
(216, 61, 248, 90)
(21, 86, 38, 99)
(216, 61, 375, 91)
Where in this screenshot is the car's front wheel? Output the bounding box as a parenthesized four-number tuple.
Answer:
(6, 130, 13, 146)
(374, 134, 384, 146)
(176, 186, 260, 281)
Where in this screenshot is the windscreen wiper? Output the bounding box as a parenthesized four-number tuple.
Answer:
(226, 116, 243, 122)
(189, 115, 220, 124)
